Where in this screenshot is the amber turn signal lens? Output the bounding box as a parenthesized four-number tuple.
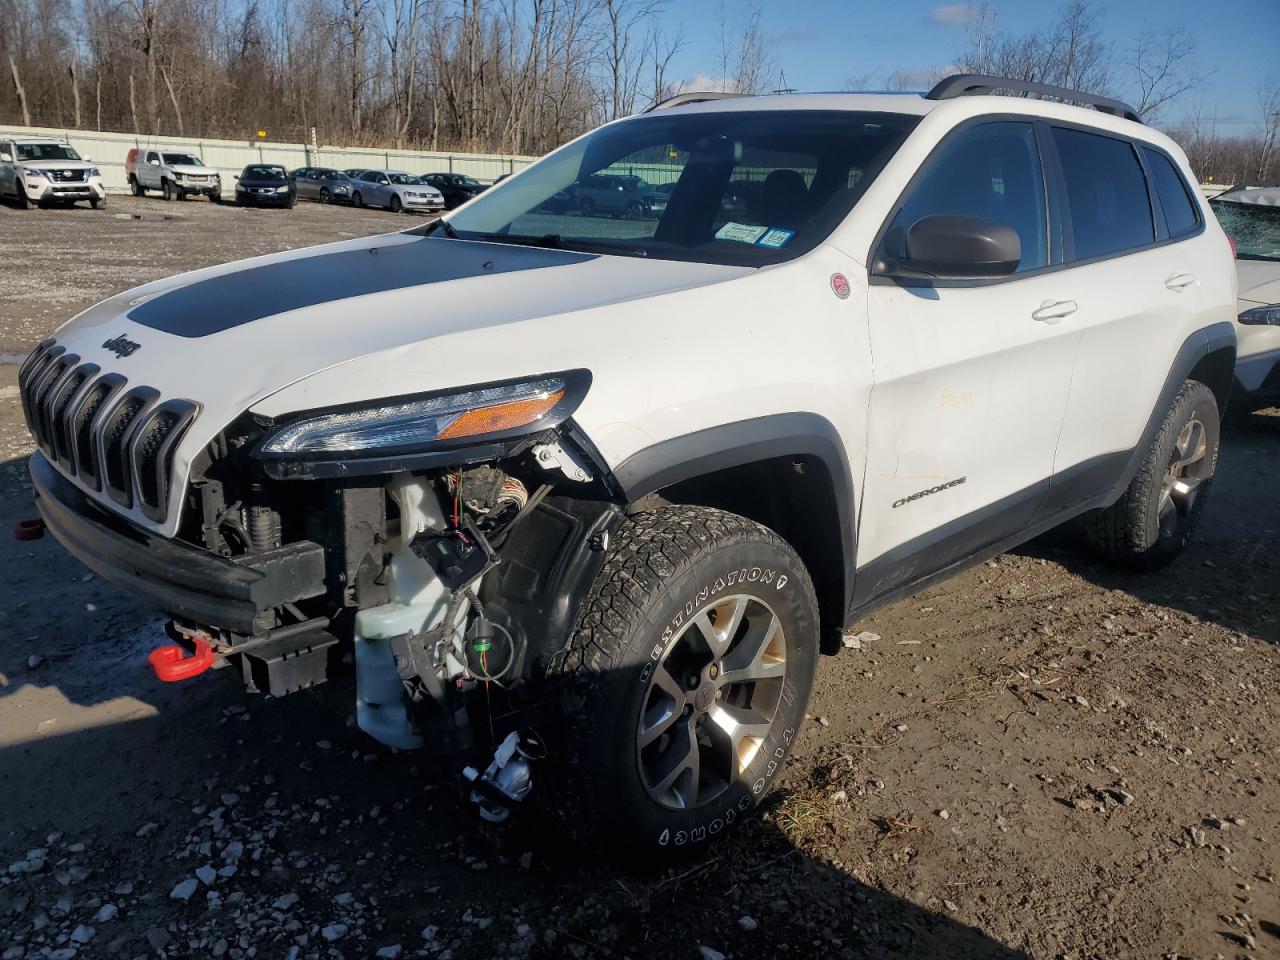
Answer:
(436, 389, 565, 441)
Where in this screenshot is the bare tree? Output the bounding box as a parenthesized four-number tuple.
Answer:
(1127, 26, 1201, 119)
(1259, 75, 1280, 182)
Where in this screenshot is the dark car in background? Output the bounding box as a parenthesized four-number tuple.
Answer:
(292, 167, 353, 204)
(234, 164, 295, 208)
(422, 172, 487, 208)
(574, 173, 668, 219)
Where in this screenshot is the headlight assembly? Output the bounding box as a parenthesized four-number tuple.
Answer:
(255, 371, 589, 466)
(1239, 304, 1280, 326)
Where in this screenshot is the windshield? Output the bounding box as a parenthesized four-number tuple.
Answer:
(444, 110, 918, 264)
(1211, 198, 1280, 261)
(243, 165, 287, 181)
(15, 143, 81, 162)
(164, 153, 202, 166)
(389, 173, 422, 185)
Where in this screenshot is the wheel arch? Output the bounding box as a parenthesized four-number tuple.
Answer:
(611, 414, 855, 653)
(1105, 321, 1237, 505)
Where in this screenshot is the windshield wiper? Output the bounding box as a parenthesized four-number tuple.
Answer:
(472, 232, 648, 258)
(472, 232, 563, 249)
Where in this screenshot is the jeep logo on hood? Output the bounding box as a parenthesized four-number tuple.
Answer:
(102, 334, 142, 358)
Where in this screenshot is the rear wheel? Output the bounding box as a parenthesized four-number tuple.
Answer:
(1085, 379, 1220, 570)
(129, 175, 144, 197)
(578, 198, 594, 217)
(546, 505, 819, 862)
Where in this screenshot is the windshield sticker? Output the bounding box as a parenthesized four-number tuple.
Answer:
(756, 228, 795, 249)
(715, 221, 769, 244)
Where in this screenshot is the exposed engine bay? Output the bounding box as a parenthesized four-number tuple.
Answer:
(162, 417, 624, 814)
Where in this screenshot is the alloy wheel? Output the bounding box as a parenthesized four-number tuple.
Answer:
(1158, 417, 1209, 538)
(637, 593, 787, 810)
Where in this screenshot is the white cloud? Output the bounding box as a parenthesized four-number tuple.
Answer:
(673, 74, 738, 94)
(930, 3, 978, 26)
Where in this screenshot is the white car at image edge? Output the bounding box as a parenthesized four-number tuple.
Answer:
(1209, 184, 1280, 407)
(0, 135, 107, 208)
(18, 74, 1237, 863)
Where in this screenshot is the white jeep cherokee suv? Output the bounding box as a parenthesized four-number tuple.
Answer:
(0, 135, 107, 208)
(20, 75, 1237, 860)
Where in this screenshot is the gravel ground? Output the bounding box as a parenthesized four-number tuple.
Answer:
(0, 196, 1277, 960)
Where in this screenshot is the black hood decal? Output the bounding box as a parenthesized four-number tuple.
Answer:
(126, 236, 595, 338)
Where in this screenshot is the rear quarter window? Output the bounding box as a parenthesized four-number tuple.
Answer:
(1052, 127, 1154, 261)
(1141, 147, 1201, 239)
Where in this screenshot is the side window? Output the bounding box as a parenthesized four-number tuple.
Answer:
(1141, 147, 1200, 239)
(887, 121, 1048, 273)
(1052, 127, 1154, 260)
(146, 151, 159, 163)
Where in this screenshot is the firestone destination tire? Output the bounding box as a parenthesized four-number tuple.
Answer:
(547, 505, 819, 862)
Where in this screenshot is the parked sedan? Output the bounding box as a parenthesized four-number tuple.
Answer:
(350, 170, 446, 214)
(234, 164, 295, 208)
(292, 167, 353, 204)
(422, 172, 487, 208)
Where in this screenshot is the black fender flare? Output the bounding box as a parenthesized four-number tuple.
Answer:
(610, 413, 857, 643)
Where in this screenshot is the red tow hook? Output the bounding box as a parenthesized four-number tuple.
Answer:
(148, 635, 217, 682)
(14, 517, 45, 541)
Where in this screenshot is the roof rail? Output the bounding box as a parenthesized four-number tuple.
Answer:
(644, 92, 752, 113)
(925, 73, 1142, 124)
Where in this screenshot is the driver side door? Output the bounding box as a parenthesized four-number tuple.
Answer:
(855, 120, 1082, 603)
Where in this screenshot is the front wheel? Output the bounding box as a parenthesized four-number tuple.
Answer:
(162, 179, 173, 201)
(15, 183, 33, 209)
(90, 196, 103, 209)
(319, 187, 330, 204)
(1084, 379, 1220, 570)
(352, 191, 363, 208)
(546, 505, 819, 861)
(389, 194, 402, 213)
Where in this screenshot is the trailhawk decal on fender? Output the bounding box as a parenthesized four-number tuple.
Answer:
(892, 476, 967, 509)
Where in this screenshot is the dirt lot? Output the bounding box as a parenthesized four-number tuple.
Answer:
(0, 196, 1277, 960)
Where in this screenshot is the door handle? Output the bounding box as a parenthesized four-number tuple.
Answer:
(1031, 299, 1078, 323)
(1165, 272, 1198, 292)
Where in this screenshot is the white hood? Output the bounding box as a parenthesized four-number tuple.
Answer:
(170, 164, 215, 176)
(42, 231, 749, 535)
(1236, 258, 1280, 306)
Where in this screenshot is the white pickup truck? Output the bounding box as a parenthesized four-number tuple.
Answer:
(125, 147, 221, 202)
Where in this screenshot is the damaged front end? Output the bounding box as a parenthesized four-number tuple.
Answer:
(31, 368, 623, 769)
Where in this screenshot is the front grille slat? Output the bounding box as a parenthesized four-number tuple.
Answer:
(100, 387, 160, 508)
(69, 373, 126, 489)
(18, 340, 197, 524)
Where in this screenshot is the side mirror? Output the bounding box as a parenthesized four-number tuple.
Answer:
(0, 152, 10, 162)
(891, 214, 1021, 279)
(149, 158, 160, 166)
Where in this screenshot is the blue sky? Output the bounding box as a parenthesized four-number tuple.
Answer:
(665, 0, 1279, 131)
